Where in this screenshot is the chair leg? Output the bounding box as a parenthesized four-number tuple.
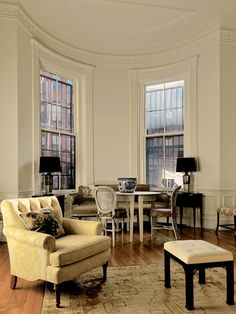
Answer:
(121, 218, 124, 243)
(10, 275, 17, 289)
(55, 284, 61, 308)
(150, 215, 153, 240)
(102, 261, 108, 282)
(171, 217, 179, 240)
(112, 219, 115, 247)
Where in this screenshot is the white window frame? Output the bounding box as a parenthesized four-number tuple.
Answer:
(32, 39, 95, 194)
(129, 56, 198, 190)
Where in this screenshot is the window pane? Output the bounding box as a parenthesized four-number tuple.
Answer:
(60, 135, 75, 189)
(57, 83, 73, 132)
(146, 86, 165, 134)
(40, 77, 57, 130)
(146, 137, 164, 188)
(164, 135, 184, 187)
(41, 131, 59, 156)
(165, 83, 184, 132)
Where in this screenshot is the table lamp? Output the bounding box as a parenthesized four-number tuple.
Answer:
(176, 157, 196, 192)
(39, 156, 61, 194)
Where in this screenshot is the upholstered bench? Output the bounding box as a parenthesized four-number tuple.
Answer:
(216, 207, 236, 240)
(164, 240, 234, 310)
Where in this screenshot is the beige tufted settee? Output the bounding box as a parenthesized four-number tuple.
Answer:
(1, 196, 111, 307)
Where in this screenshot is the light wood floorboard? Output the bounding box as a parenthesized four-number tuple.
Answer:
(0, 226, 235, 313)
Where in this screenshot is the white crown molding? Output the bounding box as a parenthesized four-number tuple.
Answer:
(31, 39, 95, 77)
(0, 2, 221, 66)
(221, 28, 236, 44)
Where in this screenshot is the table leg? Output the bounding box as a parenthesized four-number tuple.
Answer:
(200, 206, 203, 230)
(180, 206, 183, 232)
(193, 207, 196, 230)
(129, 195, 134, 243)
(138, 195, 144, 242)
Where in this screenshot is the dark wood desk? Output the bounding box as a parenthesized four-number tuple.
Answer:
(176, 192, 204, 230)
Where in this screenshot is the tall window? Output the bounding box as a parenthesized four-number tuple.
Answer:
(145, 80, 184, 189)
(40, 70, 76, 190)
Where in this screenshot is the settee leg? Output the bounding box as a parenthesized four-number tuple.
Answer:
(55, 284, 61, 308)
(10, 275, 17, 289)
(102, 261, 108, 282)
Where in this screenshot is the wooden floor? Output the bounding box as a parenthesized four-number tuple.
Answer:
(0, 226, 235, 313)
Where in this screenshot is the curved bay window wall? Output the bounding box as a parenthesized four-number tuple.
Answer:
(40, 70, 76, 191)
(145, 80, 184, 189)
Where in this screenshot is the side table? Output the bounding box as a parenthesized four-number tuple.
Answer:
(176, 192, 204, 230)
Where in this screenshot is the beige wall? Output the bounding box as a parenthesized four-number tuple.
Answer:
(220, 42, 236, 190)
(93, 66, 131, 183)
(0, 19, 18, 197)
(17, 23, 33, 196)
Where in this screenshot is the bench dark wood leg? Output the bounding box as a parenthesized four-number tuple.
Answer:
(102, 261, 108, 282)
(199, 267, 206, 284)
(164, 250, 171, 288)
(226, 261, 235, 305)
(10, 275, 17, 289)
(185, 266, 194, 310)
(234, 216, 236, 240)
(55, 284, 61, 308)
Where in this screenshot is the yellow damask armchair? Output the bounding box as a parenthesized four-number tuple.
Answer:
(1, 196, 111, 307)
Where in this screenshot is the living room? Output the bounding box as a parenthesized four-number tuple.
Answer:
(0, 0, 236, 313)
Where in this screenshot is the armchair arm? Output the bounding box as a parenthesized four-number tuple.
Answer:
(62, 218, 103, 235)
(4, 227, 55, 252)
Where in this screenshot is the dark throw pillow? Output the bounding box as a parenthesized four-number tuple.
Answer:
(20, 208, 65, 238)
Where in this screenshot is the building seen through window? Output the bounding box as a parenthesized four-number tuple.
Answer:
(145, 80, 184, 189)
(40, 70, 76, 190)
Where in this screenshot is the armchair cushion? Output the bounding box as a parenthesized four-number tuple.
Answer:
(50, 235, 110, 267)
(20, 208, 65, 239)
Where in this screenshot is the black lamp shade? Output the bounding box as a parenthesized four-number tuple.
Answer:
(39, 156, 61, 173)
(176, 157, 196, 173)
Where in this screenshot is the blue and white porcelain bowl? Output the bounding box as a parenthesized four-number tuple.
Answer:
(117, 177, 137, 193)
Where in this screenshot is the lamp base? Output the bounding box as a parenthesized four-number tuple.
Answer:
(183, 173, 190, 193)
(44, 173, 53, 195)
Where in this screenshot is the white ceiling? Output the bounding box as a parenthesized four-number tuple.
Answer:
(4, 0, 236, 55)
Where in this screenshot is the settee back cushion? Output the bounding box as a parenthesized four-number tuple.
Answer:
(1, 196, 63, 230)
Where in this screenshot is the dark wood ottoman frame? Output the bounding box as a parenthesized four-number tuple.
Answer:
(164, 249, 235, 310)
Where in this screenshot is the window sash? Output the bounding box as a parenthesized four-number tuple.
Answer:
(145, 81, 184, 189)
(40, 71, 76, 191)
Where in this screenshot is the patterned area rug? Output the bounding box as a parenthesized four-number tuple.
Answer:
(42, 262, 236, 313)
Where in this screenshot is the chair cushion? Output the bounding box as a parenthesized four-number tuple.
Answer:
(164, 240, 233, 264)
(217, 207, 236, 216)
(50, 234, 111, 267)
(151, 208, 171, 217)
(20, 208, 65, 238)
(71, 203, 97, 216)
